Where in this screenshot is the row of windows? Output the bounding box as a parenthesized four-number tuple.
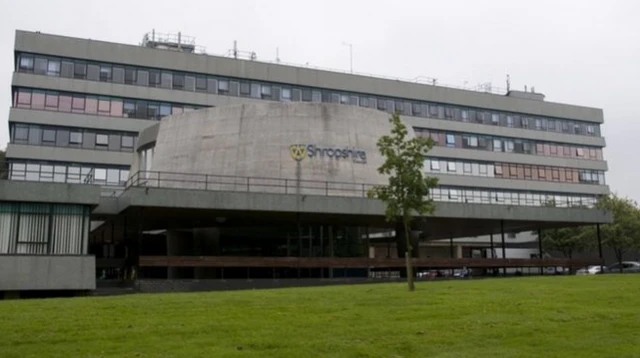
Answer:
(16, 52, 602, 137)
(424, 158, 606, 185)
(418, 129, 604, 161)
(12, 88, 203, 120)
(10, 123, 137, 152)
(430, 187, 598, 208)
(8, 162, 130, 186)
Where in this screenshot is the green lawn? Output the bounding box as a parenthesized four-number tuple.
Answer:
(1, 276, 639, 358)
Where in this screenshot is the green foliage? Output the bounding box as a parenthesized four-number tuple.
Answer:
(1, 277, 640, 357)
(539, 227, 590, 258)
(368, 112, 438, 291)
(593, 194, 640, 269)
(368, 113, 439, 223)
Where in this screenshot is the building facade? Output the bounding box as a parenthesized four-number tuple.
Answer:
(1, 30, 612, 295)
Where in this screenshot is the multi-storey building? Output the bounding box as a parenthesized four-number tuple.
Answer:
(0, 30, 611, 295)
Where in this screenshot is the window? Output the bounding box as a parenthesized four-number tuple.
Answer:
(195, 76, 207, 92)
(34, 57, 48, 74)
(412, 103, 421, 115)
(98, 97, 110, 114)
(445, 134, 455, 147)
(463, 163, 472, 174)
(467, 136, 478, 147)
(99, 65, 112, 81)
(123, 100, 136, 118)
(445, 107, 454, 119)
(550, 145, 557, 155)
(47, 59, 61, 76)
(430, 160, 440, 171)
(507, 116, 514, 127)
(70, 131, 82, 144)
(479, 164, 488, 175)
(173, 73, 185, 90)
(447, 162, 456, 172)
(521, 117, 529, 128)
(505, 141, 514, 153)
(508, 233, 517, 239)
(13, 124, 29, 141)
(42, 128, 56, 143)
(96, 134, 109, 146)
(281, 88, 291, 101)
(429, 105, 438, 117)
(19, 55, 34, 71)
(587, 125, 595, 135)
(124, 68, 136, 84)
(491, 113, 499, 124)
(461, 110, 468, 121)
(74, 62, 87, 79)
(576, 148, 584, 157)
(261, 85, 272, 99)
(148, 71, 161, 87)
(218, 79, 229, 93)
(524, 166, 532, 179)
(449, 189, 458, 200)
(538, 168, 546, 178)
(45, 92, 58, 108)
(71, 95, 85, 112)
(493, 139, 502, 152)
(121, 135, 134, 149)
(494, 165, 503, 175)
(566, 169, 573, 181)
(31, 90, 45, 109)
(552, 169, 560, 180)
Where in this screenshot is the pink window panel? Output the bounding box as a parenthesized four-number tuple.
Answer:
(98, 98, 111, 114)
(71, 96, 85, 113)
(110, 99, 123, 117)
(16, 90, 32, 108)
(45, 92, 58, 108)
(85, 97, 98, 114)
(31, 91, 45, 110)
(59, 95, 72, 112)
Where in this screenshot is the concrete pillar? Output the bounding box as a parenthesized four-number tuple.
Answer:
(193, 228, 220, 279)
(456, 245, 463, 259)
(166, 230, 192, 279)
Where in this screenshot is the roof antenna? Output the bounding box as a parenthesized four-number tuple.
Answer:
(506, 74, 511, 92)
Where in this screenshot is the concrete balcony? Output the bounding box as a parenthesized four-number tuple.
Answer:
(0, 255, 96, 291)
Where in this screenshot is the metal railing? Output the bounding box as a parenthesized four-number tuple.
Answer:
(124, 170, 598, 208)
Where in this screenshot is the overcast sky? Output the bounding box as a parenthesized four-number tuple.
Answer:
(1, 0, 638, 201)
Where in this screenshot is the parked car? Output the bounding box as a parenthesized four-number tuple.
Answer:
(603, 261, 640, 274)
(545, 266, 570, 275)
(576, 265, 604, 275)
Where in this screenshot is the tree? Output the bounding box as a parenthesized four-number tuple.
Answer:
(595, 194, 640, 273)
(368, 113, 439, 291)
(538, 226, 590, 259)
(0, 149, 6, 180)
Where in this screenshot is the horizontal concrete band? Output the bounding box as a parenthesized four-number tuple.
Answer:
(114, 187, 612, 224)
(0, 181, 101, 205)
(432, 173, 610, 195)
(0, 255, 96, 290)
(6, 144, 134, 167)
(9, 107, 155, 132)
(428, 147, 608, 171)
(139, 256, 603, 268)
(15, 30, 604, 123)
(13, 73, 606, 148)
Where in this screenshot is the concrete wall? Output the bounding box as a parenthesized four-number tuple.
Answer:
(149, 102, 395, 187)
(14, 30, 604, 123)
(0, 255, 95, 291)
(0, 181, 101, 205)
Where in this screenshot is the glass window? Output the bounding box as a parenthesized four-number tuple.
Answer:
(494, 165, 503, 175)
(491, 113, 499, 124)
(96, 134, 109, 146)
(99, 65, 112, 82)
(463, 163, 472, 174)
(121, 135, 134, 148)
(301, 89, 312, 102)
(160, 104, 172, 117)
(135, 101, 148, 119)
(505, 141, 514, 153)
(148, 70, 161, 87)
(124, 68, 136, 84)
(239, 82, 251, 96)
(19, 55, 34, 71)
(522, 117, 529, 128)
(160, 71, 172, 88)
(47, 59, 61, 76)
(16, 88, 32, 107)
(430, 160, 440, 171)
(85, 96, 98, 114)
(123, 100, 136, 118)
(107, 169, 119, 185)
(576, 148, 584, 157)
(218, 79, 229, 92)
(42, 128, 56, 143)
(447, 162, 456, 172)
(72, 95, 85, 112)
(74, 62, 87, 79)
(58, 94, 72, 112)
(98, 97, 111, 113)
(281, 88, 291, 101)
(14, 124, 29, 141)
(461, 110, 468, 121)
(479, 164, 488, 175)
(112, 66, 125, 84)
(195, 76, 207, 91)
(506, 116, 514, 127)
(34, 57, 48, 74)
(184, 75, 196, 91)
(31, 90, 45, 109)
(70, 131, 82, 144)
(493, 139, 502, 152)
(445, 134, 455, 146)
(87, 64, 100, 81)
(110, 99, 123, 117)
(94, 168, 107, 182)
(45, 92, 58, 108)
(538, 168, 546, 178)
(261, 85, 272, 99)
(148, 102, 159, 120)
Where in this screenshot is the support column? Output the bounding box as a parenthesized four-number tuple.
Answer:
(501, 220, 506, 276)
(538, 228, 544, 275)
(328, 225, 334, 278)
(449, 235, 454, 258)
(456, 245, 463, 259)
(366, 226, 371, 278)
(597, 224, 603, 272)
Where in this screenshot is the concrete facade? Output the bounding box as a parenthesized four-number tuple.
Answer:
(0, 255, 96, 291)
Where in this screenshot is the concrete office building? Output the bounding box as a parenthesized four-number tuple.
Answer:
(0, 30, 612, 295)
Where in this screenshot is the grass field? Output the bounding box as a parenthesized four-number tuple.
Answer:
(1, 276, 639, 358)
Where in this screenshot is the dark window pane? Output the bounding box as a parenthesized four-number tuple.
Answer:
(135, 101, 148, 119)
(112, 66, 125, 84)
(56, 129, 70, 146)
(14, 125, 29, 141)
(149, 70, 161, 87)
(173, 73, 185, 90)
(87, 64, 100, 81)
(148, 102, 159, 120)
(124, 68, 136, 84)
(34, 57, 47, 75)
(109, 134, 120, 151)
(121, 135, 134, 148)
(161, 72, 172, 89)
(61, 61, 73, 78)
(123, 100, 136, 118)
(16, 89, 32, 107)
(31, 90, 45, 110)
(240, 82, 250, 96)
(160, 104, 171, 117)
(45, 92, 58, 108)
(196, 76, 207, 91)
(136, 70, 148, 86)
(99, 65, 112, 82)
(301, 89, 312, 102)
(74, 62, 87, 79)
(185, 75, 195, 91)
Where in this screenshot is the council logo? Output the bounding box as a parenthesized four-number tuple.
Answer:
(289, 144, 308, 162)
(289, 144, 367, 163)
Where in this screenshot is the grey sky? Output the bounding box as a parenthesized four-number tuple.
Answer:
(1, 0, 638, 201)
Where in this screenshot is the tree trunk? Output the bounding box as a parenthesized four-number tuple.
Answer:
(403, 219, 415, 291)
